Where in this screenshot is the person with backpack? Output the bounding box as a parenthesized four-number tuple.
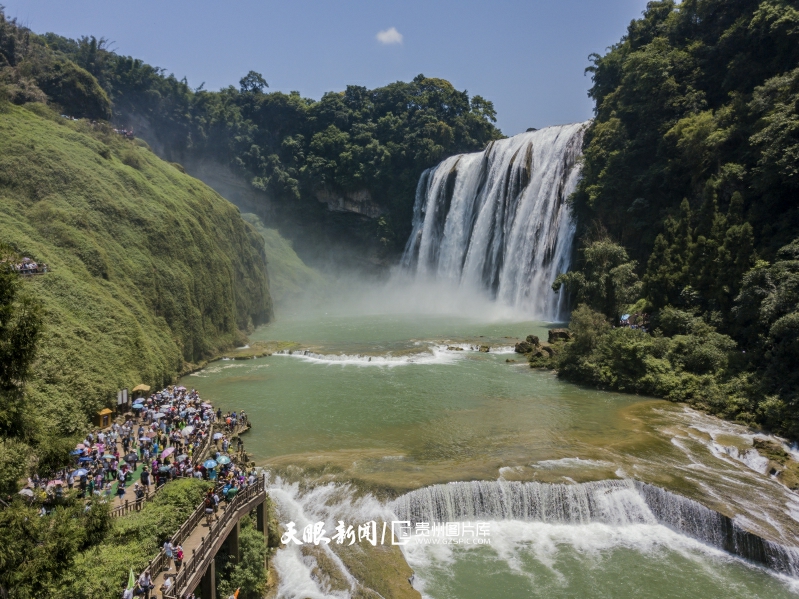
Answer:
(204, 493, 214, 526)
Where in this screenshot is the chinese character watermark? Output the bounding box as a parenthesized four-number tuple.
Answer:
(280, 520, 492, 546)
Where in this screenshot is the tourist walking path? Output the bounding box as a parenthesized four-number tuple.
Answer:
(144, 476, 267, 598)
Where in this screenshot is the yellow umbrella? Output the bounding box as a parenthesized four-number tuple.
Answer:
(132, 384, 150, 393)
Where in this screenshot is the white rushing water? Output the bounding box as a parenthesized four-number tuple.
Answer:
(393, 479, 799, 577)
(266, 475, 799, 598)
(401, 123, 588, 320)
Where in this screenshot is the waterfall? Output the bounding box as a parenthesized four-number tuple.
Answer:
(392, 479, 799, 576)
(401, 123, 588, 320)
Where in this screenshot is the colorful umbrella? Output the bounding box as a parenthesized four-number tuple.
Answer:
(217, 456, 231, 465)
(73, 469, 88, 477)
(203, 459, 218, 469)
(161, 447, 175, 458)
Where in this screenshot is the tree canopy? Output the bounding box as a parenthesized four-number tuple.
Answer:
(0, 13, 505, 256)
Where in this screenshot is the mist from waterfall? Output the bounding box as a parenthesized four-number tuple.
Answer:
(401, 123, 588, 320)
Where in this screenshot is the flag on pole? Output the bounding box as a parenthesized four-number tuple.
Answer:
(127, 568, 136, 590)
(234, 589, 240, 598)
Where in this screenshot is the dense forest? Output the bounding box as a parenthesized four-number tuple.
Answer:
(1, 8, 503, 261)
(551, 0, 799, 438)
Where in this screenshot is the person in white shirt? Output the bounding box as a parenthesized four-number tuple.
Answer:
(137, 572, 153, 599)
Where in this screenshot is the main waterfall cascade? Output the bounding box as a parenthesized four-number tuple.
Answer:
(402, 122, 588, 320)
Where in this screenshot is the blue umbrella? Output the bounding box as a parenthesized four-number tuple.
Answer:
(78, 456, 94, 462)
(203, 459, 218, 469)
(73, 469, 88, 477)
(70, 449, 83, 455)
(217, 456, 231, 465)
(132, 404, 144, 410)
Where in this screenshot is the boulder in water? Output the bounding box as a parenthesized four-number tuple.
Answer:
(479, 345, 490, 353)
(548, 328, 572, 343)
(514, 341, 533, 354)
(526, 335, 540, 346)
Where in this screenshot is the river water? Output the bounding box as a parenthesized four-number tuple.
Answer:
(183, 310, 799, 598)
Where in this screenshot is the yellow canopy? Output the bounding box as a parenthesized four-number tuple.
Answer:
(132, 384, 151, 392)
(96, 408, 113, 416)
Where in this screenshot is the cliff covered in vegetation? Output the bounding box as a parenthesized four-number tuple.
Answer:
(0, 101, 272, 478)
(551, 0, 799, 438)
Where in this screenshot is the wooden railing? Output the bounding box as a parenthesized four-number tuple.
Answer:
(160, 477, 266, 598)
(140, 480, 226, 583)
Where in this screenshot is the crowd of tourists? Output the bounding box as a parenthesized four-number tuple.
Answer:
(16, 383, 257, 598)
(12, 256, 48, 275)
(59, 114, 135, 139)
(126, 441, 259, 598)
(618, 312, 650, 332)
(20, 386, 249, 513)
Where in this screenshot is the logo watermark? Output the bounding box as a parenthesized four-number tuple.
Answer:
(280, 520, 492, 546)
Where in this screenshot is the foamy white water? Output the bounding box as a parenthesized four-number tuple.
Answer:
(402, 123, 587, 320)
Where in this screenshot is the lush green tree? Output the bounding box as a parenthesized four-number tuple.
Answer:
(553, 238, 642, 321)
(216, 515, 268, 599)
(0, 245, 43, 441)
(734, 239, 799, 433)
(239, 70, 268, 94)
(575, 0, 799, 264)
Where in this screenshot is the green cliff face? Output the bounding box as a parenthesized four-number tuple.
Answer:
(0, 103, 272, 436)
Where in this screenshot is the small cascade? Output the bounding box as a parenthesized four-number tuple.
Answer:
(401, 123, 588, 320)
(392, 479, 799, 576)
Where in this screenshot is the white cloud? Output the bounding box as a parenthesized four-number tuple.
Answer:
(376, 27, 403, 45)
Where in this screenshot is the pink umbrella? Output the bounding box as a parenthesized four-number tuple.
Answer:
(161, 447, 175, 458)
(76, 443, 85, 449)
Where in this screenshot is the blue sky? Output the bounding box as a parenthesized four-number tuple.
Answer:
(6, 0, 650, 136)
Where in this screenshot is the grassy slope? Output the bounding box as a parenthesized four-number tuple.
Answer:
(242, 213, 326, 307)
(0, 103, 272, 436)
